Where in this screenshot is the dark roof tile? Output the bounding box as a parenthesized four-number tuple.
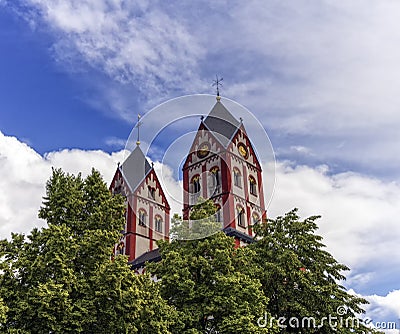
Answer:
(203, 101, 240, 147)
(120, 145, 152, 191)
(129, 248, 161, 269)
(222, 227, 255, 244)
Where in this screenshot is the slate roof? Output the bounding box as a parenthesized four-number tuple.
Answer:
(203, 101, 241, 147)
(120, 145, 152, 192)
(129, 248, 161, 269)
(222, 227, 255, 244)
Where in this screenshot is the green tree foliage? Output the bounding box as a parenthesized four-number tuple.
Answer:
(170, 197, 221, 240)
(149, 199, 277, 334)
(0, 168, 176, 333)
(0, 168, 379, 333)
(250, 209, 378, 333)
(0, 297, 7, 327)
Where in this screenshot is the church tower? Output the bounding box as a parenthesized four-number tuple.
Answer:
(182, 97, 266, 246)
(109, 121, 170, 262)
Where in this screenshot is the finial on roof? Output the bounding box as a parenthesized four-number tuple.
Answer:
(212, 75, 223, 102)
(151, 162, 154, 168)
(239, 117, 243, 123)
(200, 115, 204, 121)
(135, 114, 142, 146)
(117, 162, 120, 168)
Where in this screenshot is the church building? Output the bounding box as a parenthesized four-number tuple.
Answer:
(182, 95, 266, 247)
(109, 140, 170, 263)
(110, 96, 266, 268)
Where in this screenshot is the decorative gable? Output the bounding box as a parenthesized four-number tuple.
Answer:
(183, 122, 224, 170)
(134, 168, 170, 211)
(228, 125, 262, 171)
(110, 167, 131, 196)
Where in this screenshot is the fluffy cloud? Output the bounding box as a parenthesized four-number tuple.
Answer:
(365, 290, 400, 322)
(9, 0, 400, 180)
(0, 131, 125, 238)
(0, 133, 48, 237)
(5, 0, 400, 180)
(349, 289, 400, 333)
(153, 161, 183, 217)
(223, 1, 400, 179)
(224, 1, 400, 123)
(268, 161, 400, 294)
(0, 131, 185, 239)
(19, 0, 204, 102)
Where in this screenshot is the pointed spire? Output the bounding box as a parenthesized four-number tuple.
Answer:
(121, 145, 152, 191)
(135, 114, 142, 146)
(203, 100, 241, 147)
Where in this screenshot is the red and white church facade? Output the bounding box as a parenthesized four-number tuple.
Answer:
(109, 97, 266, 267)
(109, 145, 170, 263)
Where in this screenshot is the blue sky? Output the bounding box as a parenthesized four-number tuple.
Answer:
(0, 6, 132, 153)
(1, 1, 400, 330)
(2, 1, 400, 179)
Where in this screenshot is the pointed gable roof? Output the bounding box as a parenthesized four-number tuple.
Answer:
(120, 145, 152, 192)
(203, 101, 241, 147)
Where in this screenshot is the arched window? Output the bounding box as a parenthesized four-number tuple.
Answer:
(209, 167, 221, 197)
(155, 215, 163, 233)
(148, 186, 156, 200)
(236, 205, 245, 227)
(191, 175, 201, 193)
(214, 204, 222, 222)
(138, 209, 147, 227)
(116, 241, 125, 255)
(233, 168, 242, 188)
(210, 167, 220, 186)
(249, 175, 257, 195)
(252, 213, 260, 225)
(190, 175, 201, 205)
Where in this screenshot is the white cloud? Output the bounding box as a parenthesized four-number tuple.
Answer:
(142, 0, 400, 180)
(349, 289, 400, 333)
(0, 132, 49, 237)
(222, 1, 400, 178)
(0, 131, 182, 239)
(228, 1, 400, 120)
(43, 148, 125, 182)
(9, 0, 400, 178)
(365, 290, 400, 321)
(0, 131, 124, 239)
(153, 161, 182, 217)
(104, 136, 126, 149)
(290, 146, 311, 155)
(22, 0, 204, 101)
(267, 161, 400, 293)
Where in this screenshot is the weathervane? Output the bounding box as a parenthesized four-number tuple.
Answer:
(212, 75, 223, 100)
(135, 114, 142, 146)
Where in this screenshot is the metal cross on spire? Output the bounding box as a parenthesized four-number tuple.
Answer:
(135, 114, 142, 146)
(212, 75, 223, 100)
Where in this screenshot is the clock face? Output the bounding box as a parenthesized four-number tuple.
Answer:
(197, 142, 210, 158)
(237, 142, 249, 159)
